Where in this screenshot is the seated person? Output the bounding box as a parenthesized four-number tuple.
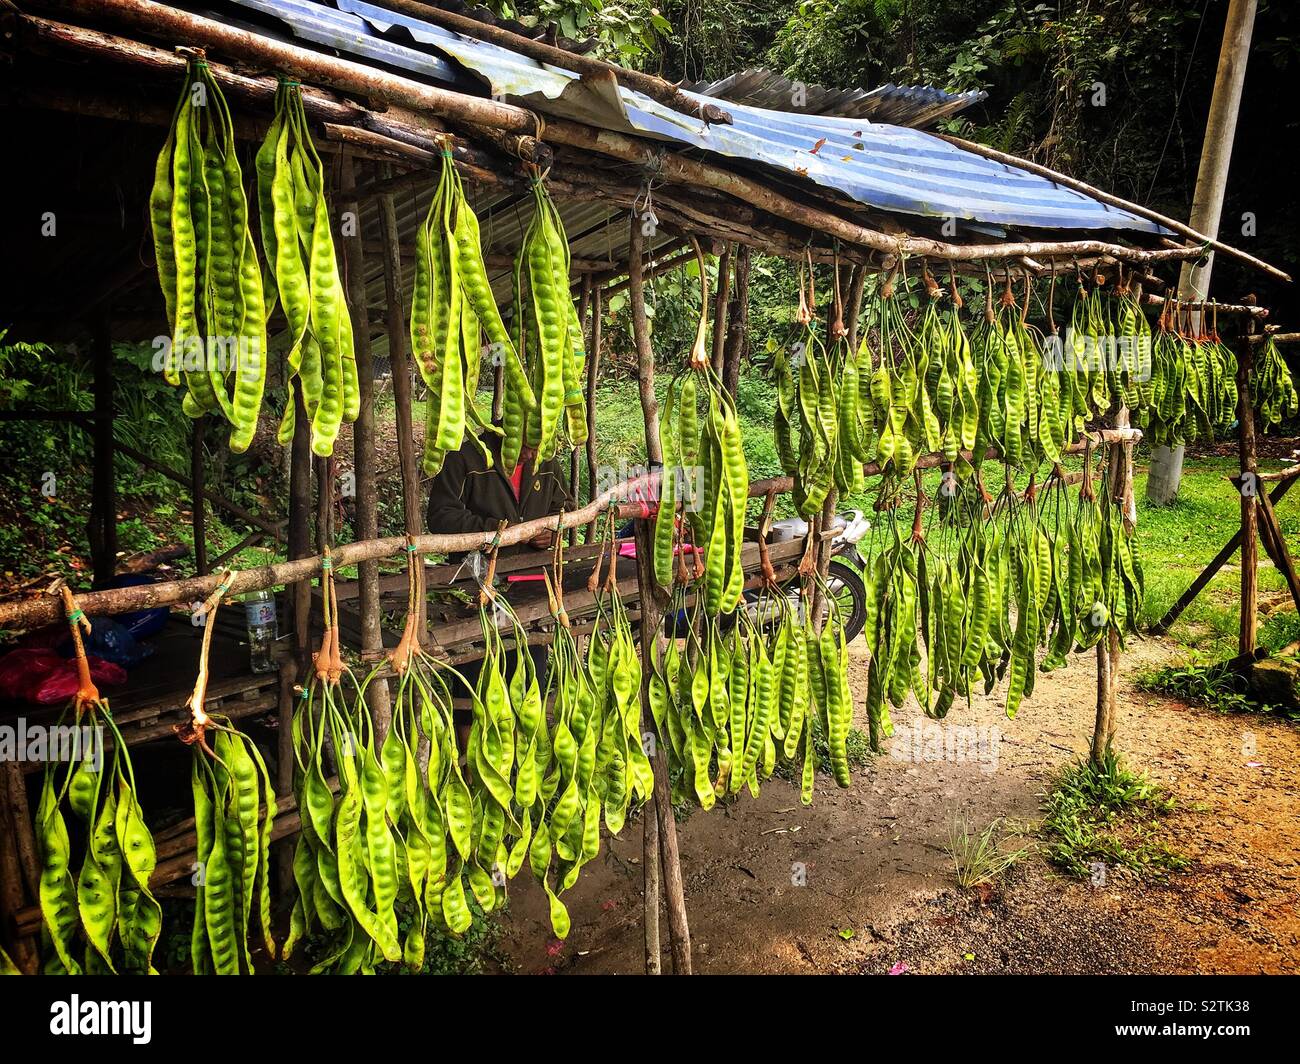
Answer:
(426, 431, 573, 729)
(426, 434, 573, 552)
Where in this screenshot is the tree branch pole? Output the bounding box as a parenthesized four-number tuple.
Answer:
(626, 217, 663, 973)
(339, 153, 391, 734)
(191, 418, 207, 576)
(627, 214, 693, 975)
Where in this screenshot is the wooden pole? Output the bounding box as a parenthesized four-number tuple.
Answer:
(289, 386, 313, 665)
(339, 154, 391, 732)
(1091, 406, 1132, 764)
(0, 767, 37, 973)
(191, 418, 207, 576)
(709, 242, 732, 376)
(628, 215, 692, 975)
(933, 130, 1284, 283)
(627, 218, 662, 974)
(275, 658, 296, 888)
(89, 313, 117, 584)
(1255, 485, 1300, 613)
(721, 245, 750, 398)
(642, 774, 662, 975)
(584, 287, 603, 543)
(377, 168, 427, 641)
(1239, 333, 1260, 654)
(570, 275, 592, 542)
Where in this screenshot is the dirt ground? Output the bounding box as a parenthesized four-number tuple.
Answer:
(492, 636, 1300, 975)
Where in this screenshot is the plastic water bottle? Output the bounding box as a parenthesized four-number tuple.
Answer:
(242, 589, 278, 674)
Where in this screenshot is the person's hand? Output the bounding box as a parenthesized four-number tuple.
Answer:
(528, 529, 555, 550)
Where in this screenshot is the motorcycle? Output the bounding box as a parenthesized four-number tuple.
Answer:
(742, 510, 870, 643)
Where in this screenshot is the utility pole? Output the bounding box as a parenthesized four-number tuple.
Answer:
(1146, 0, 1257, 505)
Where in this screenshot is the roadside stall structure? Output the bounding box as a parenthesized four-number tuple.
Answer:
(0, 0, 1288, 975)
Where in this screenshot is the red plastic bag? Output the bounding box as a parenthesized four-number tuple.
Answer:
(0, 648, 127, 705)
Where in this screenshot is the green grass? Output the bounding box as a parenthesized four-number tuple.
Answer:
(945, 816, 1030, 888)
(1041, 752, 1186, 879)
(1132, 452, 1300, 657)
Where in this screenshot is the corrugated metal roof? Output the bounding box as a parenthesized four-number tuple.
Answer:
(684, 69, 987, 128)
(230, 0, 1168, 235)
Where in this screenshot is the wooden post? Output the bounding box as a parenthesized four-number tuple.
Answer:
(0, 762, 38, 972)
(721, 245, 750, 397)
(709, 242, 732, 375)
(289, 387, 313, 665)
(275, 658, 296, 887)
(0, 776, 37, 973)
(1091, 408, 1133, 763)
(377, 167, 427, 640)
(584, 286, 603, 543)
(570, 275, 592, 541)
(642, 776, 661, 975)
(89, 314, 117, 584)
(627, 215, 692, 974)
(1239, 332, 1259, 654)
(339, 154, 391, 732)
(191, 418, 207, 576)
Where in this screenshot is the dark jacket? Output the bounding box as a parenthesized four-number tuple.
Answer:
(425, 433, 574, 553)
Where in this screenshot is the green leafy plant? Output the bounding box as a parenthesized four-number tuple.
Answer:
(1041, 753, 1185, 878)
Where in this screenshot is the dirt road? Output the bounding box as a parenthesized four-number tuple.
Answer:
(494, 637, 1300, 974)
